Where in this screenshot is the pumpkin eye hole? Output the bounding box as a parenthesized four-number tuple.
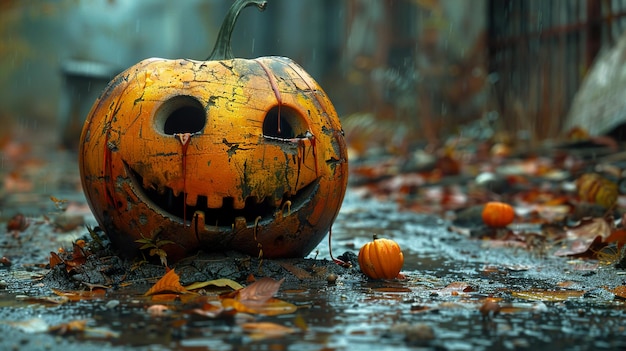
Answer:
(263, 106, 308, 139)
(154, 95, 206, 135)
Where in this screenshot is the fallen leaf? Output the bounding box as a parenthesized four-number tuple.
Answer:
(144, 269, 190, 296)
(48, 319, 88, 335)
(49, 252, 63, 269)
(554, 235, 605, 257)
(293, 313, 308, 331)
(221, 297, 297, 316)
(185, 278, 243, 291)
(479, 298, 501, 317)
(15, 294, 69, 305)
(236, 277, 285, 305)
(240, 322, 295, 339)
(607, 286, 626, 299)
(511, 289, 585, 302)
(51, 288, 106, 302)
(605, 228, 626, 250)
(146, 304, 170, 317)
(567, 217, 612, 241)
(555, 217, 612, 257)
(279, 262, 313, 280)
(438, 282, 475, 295)
(6, 213, 29, 232)
(191, 300, 226, 318)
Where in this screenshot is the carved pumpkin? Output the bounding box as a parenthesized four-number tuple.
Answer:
(79, 0, 348, 261)
(358, 235, 404, 280)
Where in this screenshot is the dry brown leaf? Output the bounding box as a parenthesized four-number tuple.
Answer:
(607, 286, 626, 299)
(605, 228, 626, 250)
(49, 252, 63, 269)
(438, 282, 475, 295)
(279, 262, 313, 279)
(555, 217, 612, 257)
(48, 319, 88, 335)
(144, 269, 189, 296)
(568, 217, 612, 239)
(191, 300, 226, 318)
(554, 235, 605, 257)
(236, 277, 285, 304)
(479, 298, 501, 317)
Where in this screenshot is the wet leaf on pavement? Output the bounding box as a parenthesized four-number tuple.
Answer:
(511, 289, 585, 301)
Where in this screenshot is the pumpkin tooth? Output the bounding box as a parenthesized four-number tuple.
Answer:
(185, 194, 198, 206)
(232, 197, 246, 210)
(207, 196, 223, 209)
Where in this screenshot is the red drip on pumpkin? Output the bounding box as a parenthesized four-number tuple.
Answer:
(310, 133, 318, 177)
(102, 112, 119, 210)
(176, 133, 192, 225)
(254, 59, 282, 134)
(328, 226, 351, 267)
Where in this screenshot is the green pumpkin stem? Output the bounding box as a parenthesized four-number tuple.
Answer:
(208, 0, 267, 60)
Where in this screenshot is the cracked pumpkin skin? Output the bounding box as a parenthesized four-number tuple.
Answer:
(79, 0, 348, 261)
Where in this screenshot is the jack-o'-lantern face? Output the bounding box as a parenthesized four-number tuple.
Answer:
(79, 0, 348, 261)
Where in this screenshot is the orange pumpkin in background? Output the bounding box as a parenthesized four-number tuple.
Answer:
(358, 235, 404, 279)
(481, 201, 515, 228)
(79, 0, 348, 261)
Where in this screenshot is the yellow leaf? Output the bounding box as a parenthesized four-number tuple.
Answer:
(221, 297, 297, 316)
(241, 322, 295, 339)
(185, 278, 244, 291)
(511, 289, 585, 302)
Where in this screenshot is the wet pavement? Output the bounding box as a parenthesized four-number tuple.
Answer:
(1, 133, 626, 350)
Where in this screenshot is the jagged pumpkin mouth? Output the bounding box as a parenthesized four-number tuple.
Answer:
(124, 162, 319, 229)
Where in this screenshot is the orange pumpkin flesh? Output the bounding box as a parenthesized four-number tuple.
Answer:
(79, 0, 348, 261)
(358, 235, 404, 279)
(481, 202, 515, 228)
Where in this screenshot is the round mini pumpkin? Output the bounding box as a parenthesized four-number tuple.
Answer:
(79, 0, 348, 261)
(358, 235, 404, 279)
(481, 201, 515, 228)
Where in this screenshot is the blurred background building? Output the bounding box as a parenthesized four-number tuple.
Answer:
(0, 0, 625, 152)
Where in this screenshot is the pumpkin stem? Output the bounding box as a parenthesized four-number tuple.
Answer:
(208, 0, 267, 60)
(373, 234, 379, 241)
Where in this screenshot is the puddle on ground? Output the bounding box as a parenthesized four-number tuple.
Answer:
(2, 153, 626, 350)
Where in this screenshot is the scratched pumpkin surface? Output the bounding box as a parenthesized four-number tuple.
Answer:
(79, 0, 348, 260)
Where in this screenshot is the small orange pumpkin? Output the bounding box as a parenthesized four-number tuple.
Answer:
(576, 173, 618, 209)
(481, 202, 515, 227)
(79, 0, 348, 261)
(358, 235, 404, 279)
